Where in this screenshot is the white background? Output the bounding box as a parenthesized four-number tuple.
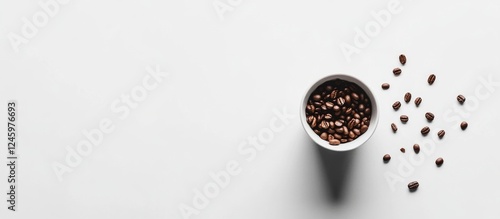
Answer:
(1, 0, 500, 218)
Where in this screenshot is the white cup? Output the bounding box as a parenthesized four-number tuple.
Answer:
(300, 74, 379, 151)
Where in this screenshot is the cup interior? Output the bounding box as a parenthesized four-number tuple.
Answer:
(300, 74, 379, 151)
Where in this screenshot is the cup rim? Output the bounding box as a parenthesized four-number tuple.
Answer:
(300, 74, 379, 152)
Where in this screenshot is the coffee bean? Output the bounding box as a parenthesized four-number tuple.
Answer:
(437, 130, 445, 139)
(461, 121, 468, 130)
(392, 101, 401, 110)
(414, 97, 422, 107)
(360, 125, 368, 134)
(421, 126, 430, 135)
(320, 132, 328, 140)
(400, 148, 406, 153)
(393, 68, 402, 76)
(383, 154, 391, 162)
(337, 97, 345, 106)
(334, 120, 343, 127)
(313, 94, 321, 101)
(428, 74, 436, 85)
(457, 94, 466, 104)
(325, 102, 334, 109)
(435, 157, 444, 166)
(404, 92, 412, 103)
(382, 83, 390, 90)
(351, 93, 359, 100)
(408, 181, 419, 191)
(391, 123, 398, 132)
(330, 90, 338, 99)
(425, 112, 434, 121)
(400, 115, 409, 123)
(413, 144, 420, 153)
(329, 139, 340, 145)
(399, 54, 406, 65)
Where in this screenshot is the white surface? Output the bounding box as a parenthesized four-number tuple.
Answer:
(1, 0, 500, 218)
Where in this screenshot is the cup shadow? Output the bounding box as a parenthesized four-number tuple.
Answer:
(313, 140, 357, 203)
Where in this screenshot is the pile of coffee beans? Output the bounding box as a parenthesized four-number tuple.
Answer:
(381, 54, 470, 192)
(305, 79, 372, 146)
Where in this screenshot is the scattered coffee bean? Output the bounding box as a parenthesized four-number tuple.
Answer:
(457, 94, 466, 104)
(414, 97, 422, 107)
(383, 154, 391, 162)
(305, 79, 372, 145)
(435, 157, 444, 166)
(391, 123, 398, 132)
(408, 181, 419, 191)
(437, 130, 445, 139)
(460, 121, 468, 130)
(400, 115, 409, 123)
(425, 112, 434, 121)
(393, 68, 402, 76)
(400, 148, 406, 153)
(428, 74, 436, 85)
(382, 83, 390, 90)
(392, 101, 401, 110)
(399, 54, 406, 65)
(404, 92, 412, 103)
(413, 144, 420, 153)
(421, 126, 430, 135)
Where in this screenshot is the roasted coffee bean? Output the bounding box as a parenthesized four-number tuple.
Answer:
(329, 139, 340, 145)
(437, 130, 445, 138)
(461, 121, 468, 130)
(383, 154, 391, 162)
(319, 121, 329, 130)
(428, 74, 436, 85)
(435, 157, 444, 166)
(421, 126, 430, 135)
(307, 115, 314, 124)
(351, 93, 359, 100)
(414, 97, 422, 107)
(320, 132, 328, 140)
(381, 83, 390, 90)
(324, 114, 332, 120)
(391, 123, 398, 132)
(393, 68, 402, 76)
(400, 148, 406, 153)
(400, 115, 409, 123)
(425, 112, 434, 121)
(330, 90, 338, 99)
(328, 134, 334, 141)
(313, 94, 321, 101)
(345, 95, 351, 105)
(334, 121, 343, 127)
(399, 54, 406, 65)
(337, 97, 345, 106)
(408, 181, 419, 191)
(360, 125, 368, 134)
(457, 94, 466, 104)
(333, 105, 340, 112)
(325, 102, 334, 109)
(413, 144, 420, 153)
(392, 101, 401, 110)
(404, 92, 412, 103)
